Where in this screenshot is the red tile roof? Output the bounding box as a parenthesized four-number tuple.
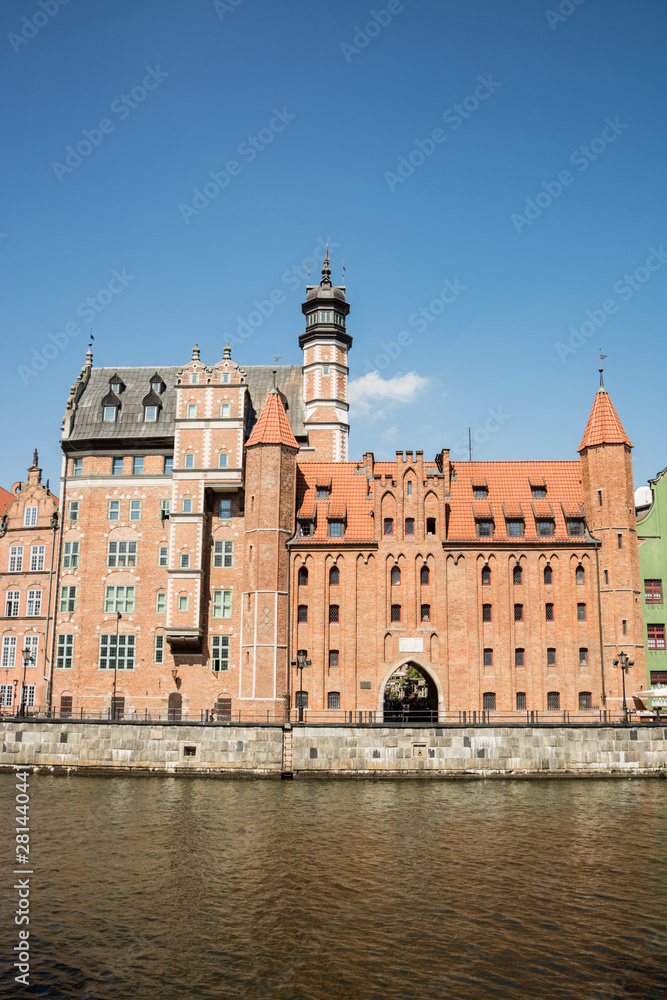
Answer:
(245, 390, 299, 449)
(578, 389, 632, 451)
(296, 463, 374, 542)
(0, 487, 13, 516)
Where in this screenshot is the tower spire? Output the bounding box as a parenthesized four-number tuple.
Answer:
(321, 244, 332, 287)
(599, 352, 607, 391)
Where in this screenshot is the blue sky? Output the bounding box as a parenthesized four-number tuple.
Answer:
(2, 0, 666, 490)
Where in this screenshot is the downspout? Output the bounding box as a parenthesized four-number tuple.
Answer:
(43, 512, 58, 712)
(594, 542, 607, 706)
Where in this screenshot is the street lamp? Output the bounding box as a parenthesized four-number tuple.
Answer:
(112, 611, 122, 720)
(613, 651, 634, 722)
(20, 646, 35, 718)
(295, 649, 311, 723)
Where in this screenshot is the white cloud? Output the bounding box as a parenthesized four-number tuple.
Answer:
(348, 371, 430, 417)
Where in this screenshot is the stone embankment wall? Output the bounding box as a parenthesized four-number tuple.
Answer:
(1, 722, 666, 777)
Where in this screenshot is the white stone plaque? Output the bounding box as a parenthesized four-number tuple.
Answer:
(398, 638, 424, 653)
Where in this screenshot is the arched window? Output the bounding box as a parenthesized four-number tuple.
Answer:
(513, 565, 522, 585)
(329, 566, 339, 586)
(298, 567, 308, 586)
(420, 565, 430, 585)
(576, 565, 584, 585)
(483, 692, 496, 710)
(544, 565, 552, 585)
(481, 566, 491, 586)
(391, 566, 401, 586)
(327, 691, 340, 709)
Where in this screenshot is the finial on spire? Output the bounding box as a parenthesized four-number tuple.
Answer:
(320, 244, 332, 287)
(272, 368, 277, 390)
(599, 351, 608, 391)
(85, 342, 93, 366)
(223, 342, 231, 360)
(192, 343, 200, 361)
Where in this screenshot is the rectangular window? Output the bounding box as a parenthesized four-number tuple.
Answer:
(184, 454, 195, 470)
(220, 403, 230, 418)
(579, 647, 588, 667)
(650, 670, 667, 686)
(23, 506, 38, 527)
(482, 604, 492, 622)
(296, 691, 308, 709)
(26, 590, 42, 616)
(405, 518, 415, 535)
(144, 406, 158, 422)
(132, 457, 144, 475)
(112, 457, 124, 475)
(322, 365, 330, 375)
(104, 586, 135, 614)
(547, 691, 560, 710)
(190, 374, 198, 385)
(546, 603, 554, 621)
(99, 634, 135, 670)
(328, 691, 340, 709)
(20, 685, 35, 709)
(56, 634, 74, 669)
(178, 595, 189, 612)
(622, 619, 627, 635)
(0, 684, 13, 707)
(23, 634, 39, 663)
(211, 635, 230, 671)
(407, 482, 412, 496)
(108, 500, 120, 521)
(180, 553, 190, 568)
(483, 648, 493, 667)
(506, 520, 524, 537)
(5, 591, 20, 617)
(218, 453, 229, 468)
(577, 603, 586, 621)
(107, 541, 137, 568)
(547, 647, 556, 667)
(473, 487, 488, 499)
(213, 541, 234, 568)
(514, 604, 524, 622)
(158, 545, 168, 567)
(384, 518, 393, 535)
(531, 486, 546, 498)
(297, 605, 308, 623)
(476, 520, 493, 538)
(329, 521, 344, 538)
(604, 570, 609, 585)
(329, 650, 339, 667)
(516, 691, 526, 711)
(579, 691, 592, 710)
(180, 498, 193, 514)
(59, 586, 76, 613)
(647, 624, 666, 649)
(390, 604, 401, 622)
(329, 605, 340, 623)
(316, 487, 330, 499)
(187, 403, 197, 419)
(567, 520, 585, 537)
(421, 604, 431, 622)
(164, 456, 173, 475)
(62, 541, 79, 569)
(71, 459, 83, 477)
(68, 501, 79, 521)
(219, 499, 232, 520)
(30, 545, 45, 571)
(221, 373, 230, 384)
(537, 520, 554, 537)
(9, 546, 23, 572)
(129, 500, 142, 521)
(156, 592, 166, 614)
(1, 636, 17, 668)
(104, 406, 117, 422)
(645, 580, 663, 603)
(154, 634, 165, 664)
(212, 590, 232, 619)
(483, 692, 496, 710)
(515, 648, 524, 667)
(617, 533, 623, 549)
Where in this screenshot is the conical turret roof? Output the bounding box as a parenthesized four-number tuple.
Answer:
(578, 384, 632, 451)
(245, 389, 298, 449)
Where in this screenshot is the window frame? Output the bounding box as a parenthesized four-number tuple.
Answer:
(5, 590, 20, 617)
(327, 691, 340, 710)
(213, 540, 234, 569)
(329, 604, 340, 623)
(9, 546, 24, 572)
(103, 585, 135, 614)
(23, 506, 38, 527)
(112, 457, 124, 476)
(390, 604, 401, 622)
(99, 634, 136, 670)
(107, 540, 137, 569)
(108, 500, 120, 521)
(405, 517, 415, 535)
(129, 500, 142, 521)
(211, 635, 230, 671)
(68, 500, 79, 521)
(645, 579, 663, 603)
(59, 585, 77, 614)
(56, 634, 74, 669)
(26, 589, 42, 617)
(132, 457, 144, 475)
(647, 624, 666, 649)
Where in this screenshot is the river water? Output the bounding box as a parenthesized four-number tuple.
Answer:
(1, 775, 666, 999)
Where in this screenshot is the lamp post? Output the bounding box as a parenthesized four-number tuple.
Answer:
(613, 651, 634, 723)
(295, 649, 311, 723)
(112, 611, 122, 720)
(20, 647, 35, 718)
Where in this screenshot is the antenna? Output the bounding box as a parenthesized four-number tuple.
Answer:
(342, 259, 345, 283)
(305, 263, 310, 284)
(599, 350, 608, 388)
(468, 427, 472, 462)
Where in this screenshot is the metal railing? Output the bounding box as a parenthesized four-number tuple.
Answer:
(2, 705, 663, 727)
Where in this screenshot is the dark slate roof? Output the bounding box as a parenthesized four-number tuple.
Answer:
(244, 365, 305, 441)
(64, 364, 305, 445)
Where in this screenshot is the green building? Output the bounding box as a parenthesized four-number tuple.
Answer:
(636, 469, 667, 709)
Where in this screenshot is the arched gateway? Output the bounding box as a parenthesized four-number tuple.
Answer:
(377, 660, 444, 724)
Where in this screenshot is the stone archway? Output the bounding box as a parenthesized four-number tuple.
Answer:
(377, 658, 444, 723)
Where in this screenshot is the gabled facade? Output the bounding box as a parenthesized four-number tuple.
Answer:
(0, 255, 644, 720)
(0, 453, 59, 713)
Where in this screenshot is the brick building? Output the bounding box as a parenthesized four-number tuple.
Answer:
(4, 254, 644, 720)
(0, 452, 59, 714)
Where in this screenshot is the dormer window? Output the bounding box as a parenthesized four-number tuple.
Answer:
(103, 405, 117, 422)
(531, 485, 547, 498)
(476, 519, 494, 538)
(144, 405, 158, 422)
(108, 374, 125, 394)
(567, 519, 585, 537)
(150, 374, 164, 394)
(536, 519, 554, 537)
(506, 519, 524, 538)
(317, 487, 330, 498)
(151, 381, 161, 393)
